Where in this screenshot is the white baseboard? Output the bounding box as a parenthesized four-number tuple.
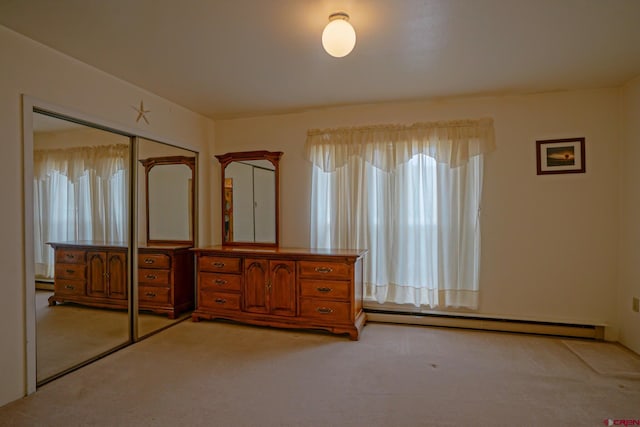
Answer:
(365, 311, 605, 340)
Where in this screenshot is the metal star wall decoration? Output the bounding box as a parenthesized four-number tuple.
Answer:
(133, 100, 150, 124)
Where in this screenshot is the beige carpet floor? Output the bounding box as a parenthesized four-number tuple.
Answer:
(4, 320, 640, 427)
(36, 290, 187, 383)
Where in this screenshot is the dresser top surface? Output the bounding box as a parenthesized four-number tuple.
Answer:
(192, 245, 367, 258)
(47, 240, 127, 248)
(139, 244, 193, 250)
(47, 241, 192, 250)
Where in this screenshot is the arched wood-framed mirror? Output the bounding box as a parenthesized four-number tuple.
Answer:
(215, 151, 282, 247)
(139, 155, 196, 246)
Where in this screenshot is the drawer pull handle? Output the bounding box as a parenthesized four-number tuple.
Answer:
(317, 287, 333, 293)
(144, 258, 155, 264)
(65, 269, 75, 274)
(146, 274, 157, 280)
(145, 292, 157, 297)
(214, 298, 227, 304)
(65, 254, 75, 259)
(316, 307, 334, 314)
(214, 279, 227, 285)
(314, 267, 333, 274)
(213, 262, 225, 268)
(64, 284, 75, 290)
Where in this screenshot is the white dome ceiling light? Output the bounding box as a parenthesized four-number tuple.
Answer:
(322, 12, 356, 58)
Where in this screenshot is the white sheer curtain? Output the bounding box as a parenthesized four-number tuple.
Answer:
(307, 119, 494, 309)
(33, 145, 129, 280)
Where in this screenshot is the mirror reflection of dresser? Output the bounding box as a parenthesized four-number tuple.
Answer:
(192, 150, 367, 340)
(48, 152, 198, 320)
(137, 149, 197, 320)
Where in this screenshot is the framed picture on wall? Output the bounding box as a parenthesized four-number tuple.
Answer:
(536, 137, 585, 175)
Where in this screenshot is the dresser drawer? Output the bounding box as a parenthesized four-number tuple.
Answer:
(138, 253, 170, 269)
(139, 286, 171, 304)
(55, 263, 86, 281)
(199, 272, 241, 292)
(300, 279, 350, 300)
(199, 290, 241, 311)
(55, 249, 85, 264)
(138, 268, 170, 286)
(298, 261, 351, 280)
(54, 279, 85, 296)
(300, 299, 351, 323)
(199, 256, 241, 273)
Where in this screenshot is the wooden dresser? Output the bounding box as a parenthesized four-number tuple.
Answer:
(191, 246, 367, 340)
(47, 241, 194, 318)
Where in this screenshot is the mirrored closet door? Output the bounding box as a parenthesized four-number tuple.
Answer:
(31, 112, 199, 386)
(32, 111, 133, 384)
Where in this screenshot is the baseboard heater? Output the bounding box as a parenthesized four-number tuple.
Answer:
(364, 309, 605, 340)
(35, 280, 54, 291)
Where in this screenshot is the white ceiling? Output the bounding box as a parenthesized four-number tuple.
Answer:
(2, 0, 640, 119)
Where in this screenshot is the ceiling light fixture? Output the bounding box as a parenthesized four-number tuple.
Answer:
(322, 12, 356, 58)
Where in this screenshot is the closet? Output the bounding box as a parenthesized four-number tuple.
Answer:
(29, 109, 198, 385)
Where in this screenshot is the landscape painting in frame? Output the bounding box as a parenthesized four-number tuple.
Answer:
(536, 137, 585, 175)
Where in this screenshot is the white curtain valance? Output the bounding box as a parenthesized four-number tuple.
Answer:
(306, 118, 495, 172)
(34, 144, 129, 182)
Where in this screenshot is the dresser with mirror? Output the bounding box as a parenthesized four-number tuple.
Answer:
(192, 150, 367, 340)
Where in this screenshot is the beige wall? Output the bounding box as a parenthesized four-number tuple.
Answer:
(619, 76, 640, 354)
(215, 88, 622, 334)
(0, 25, 214, 406)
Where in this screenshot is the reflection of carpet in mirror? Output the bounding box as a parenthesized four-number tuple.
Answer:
(563, 339, 640, 379)
(35, 290, 186, 383)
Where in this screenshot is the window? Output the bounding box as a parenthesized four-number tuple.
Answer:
(307, 119, 494, 310)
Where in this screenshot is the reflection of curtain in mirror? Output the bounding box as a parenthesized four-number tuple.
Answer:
(33, 145, 129, 280)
